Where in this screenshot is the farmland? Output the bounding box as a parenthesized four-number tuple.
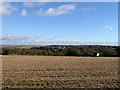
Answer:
(2, 56, 119, 88)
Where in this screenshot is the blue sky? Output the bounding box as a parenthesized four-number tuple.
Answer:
(1, 2, 118, 45)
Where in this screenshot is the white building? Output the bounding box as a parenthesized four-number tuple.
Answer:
(96, 53, 100, 57)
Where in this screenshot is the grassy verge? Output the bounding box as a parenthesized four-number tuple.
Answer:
(3, 77, 119, 82)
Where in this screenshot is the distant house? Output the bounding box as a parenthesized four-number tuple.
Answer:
(63, 47, 66, 49)
(96, 53, 100, 57)
(58, 46, 62, 49)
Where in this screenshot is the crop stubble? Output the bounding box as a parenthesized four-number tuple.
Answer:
(2, 56, 119, 88)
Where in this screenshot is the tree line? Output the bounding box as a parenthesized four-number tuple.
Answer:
(1, 45, 119, 57)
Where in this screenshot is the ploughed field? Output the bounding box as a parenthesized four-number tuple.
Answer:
(2, 56, 119, 88)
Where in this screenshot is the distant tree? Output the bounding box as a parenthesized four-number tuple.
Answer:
(101, 48, 117, 57)
(65, 48, 82, 56)
(2, 48, 9, 55)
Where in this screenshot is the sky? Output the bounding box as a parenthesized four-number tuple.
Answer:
(1, 2, 118, 45)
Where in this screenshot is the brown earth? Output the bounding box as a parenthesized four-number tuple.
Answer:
(2, 56, 119, 88)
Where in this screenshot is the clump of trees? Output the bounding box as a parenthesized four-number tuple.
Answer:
(1, 45, 119, 57)
(65, 48, 82, 56)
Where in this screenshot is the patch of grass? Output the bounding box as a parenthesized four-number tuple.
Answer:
(3, 77, 119, 83)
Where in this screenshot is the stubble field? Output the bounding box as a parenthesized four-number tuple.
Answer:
(2, 56, 119, 88)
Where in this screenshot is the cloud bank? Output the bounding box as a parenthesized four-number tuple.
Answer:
(82, 7, 97, 11)
(0, 2, 18, 15)
(2, 35, 117, 45)
(20, 9, 27, 16)
(104, 25, 113, 30)
(36, 4, 75, 16)
(0, 3, 75, 16)
(23, 2, 45, 8)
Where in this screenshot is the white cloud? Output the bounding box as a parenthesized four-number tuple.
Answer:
(2, 35, 32, 45)
(82, 7, 97, 11)
(0, 2, 18, 15)
(23, 2, 35, 8)
(110, 27, 113, 30)
(104, 25, 113, 30)
(36, 8, 43, 15)
(105, 25, 110, 28)
(20, 9, 27, 16)
(36, 4, 75, 16)
(23, 2, 45, 8)
(2, 35, 117, 45)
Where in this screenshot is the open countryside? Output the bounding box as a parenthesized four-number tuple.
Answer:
(1, 2, 119, 89)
